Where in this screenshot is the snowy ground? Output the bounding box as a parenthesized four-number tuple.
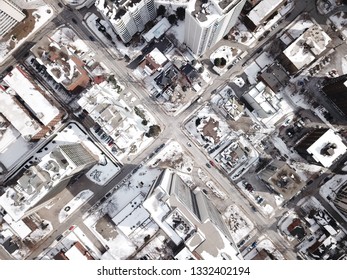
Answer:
(58, 190, 94, 223)
(210, 45, 241, 66)
(148, 141, 194, 174)
(223, 205, 254, 244)
(0, 5, 53, 63)
(166, 20, 185, 45)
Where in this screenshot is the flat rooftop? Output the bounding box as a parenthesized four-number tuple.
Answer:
(0, 87, 42, 139)
(246, 0, 286, 26)
(307, 129, 347, 168)
(283, 25, 331, 70)
(3, 67, 60, 126)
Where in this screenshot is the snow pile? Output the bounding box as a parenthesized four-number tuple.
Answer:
(149, 141, 194, 174)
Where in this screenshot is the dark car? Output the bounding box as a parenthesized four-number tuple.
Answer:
(249, 241, 257, 250)
(237, 240, 246, 248)
(71, 18, 77, 24)
(245, 183, 254, 193)
(58, 2, 63, 8)
(206, 163, 211, 168)
(89, 36, 95, 41)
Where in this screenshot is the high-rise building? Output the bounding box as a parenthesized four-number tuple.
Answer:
(0, 0, 26, 38)
(95, 0, 156, 43)
(334, 184, 347, 217)
(63, 0, 96, 10)
(0, 143, 98, 221)
(143, 169, 242, 260)
(295, 129, 347, 168)
(322, 75, 347, 117)
(184, 0, 246, 56)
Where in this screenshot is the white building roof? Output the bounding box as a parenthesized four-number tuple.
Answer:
(143, 17, 171, 42)
(3, 214, 32, 239)
(149, 48, 167, 66)
(283, 25, 331, 70)
(3, 67, 60, 126)
(244, 81, 279, 116)
(307, 129, 347, 168)
(0, 88, 41, 139)
(247, 0, 285, 26)
(0, 0, 25, 22)
(65, 245, 87, 260)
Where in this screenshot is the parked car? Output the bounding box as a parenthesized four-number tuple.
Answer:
(256, 196, 264, 204)
(248, 241, 257, 250)
(245, 183, 254, 193)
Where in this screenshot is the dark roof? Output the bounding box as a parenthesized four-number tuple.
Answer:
(60, 143, 97, 167)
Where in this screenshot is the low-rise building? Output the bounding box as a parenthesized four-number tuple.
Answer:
(0, 66, 64, 141)
(243, 81, 281, 118)
(258, 160, 303, 201)
(54, 241, 94, 260)
(243, 0, 287, 31)
(31, 36, 90, 93)
(280, 25, 331, 74)
(138, 48, 168, 76)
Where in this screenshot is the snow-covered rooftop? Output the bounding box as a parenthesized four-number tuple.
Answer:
(3, 67, 60, 126)
(186, 0, 242, 26)
(283, 25, 331, 71)
(149, 48, 168, 66)
(0, 125, 100, 221)
(307, 129, 347, 168)
(246, 0, 286, 26)
(243, 81, 280, 118)
(3, 214, 32, 239)
(0, 88, 42, 139)
(143, 17, 171, 42)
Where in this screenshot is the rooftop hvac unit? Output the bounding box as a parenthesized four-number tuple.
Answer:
(37, 112, 44, 119)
